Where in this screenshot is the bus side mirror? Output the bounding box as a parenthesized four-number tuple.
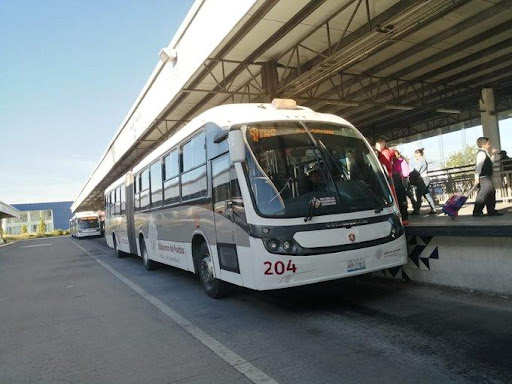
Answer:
(229, 129, 246, 163)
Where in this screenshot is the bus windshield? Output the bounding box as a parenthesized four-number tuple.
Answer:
(78, 218, 99, 229)
(244, 122, 392, 218)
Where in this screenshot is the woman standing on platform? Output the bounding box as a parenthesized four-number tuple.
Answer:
(411, 148, 437, 215)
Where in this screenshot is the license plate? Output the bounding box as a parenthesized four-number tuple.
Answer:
(347, 257, 366, 272)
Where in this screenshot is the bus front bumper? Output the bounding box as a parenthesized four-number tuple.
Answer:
(244, 234, 407, 291)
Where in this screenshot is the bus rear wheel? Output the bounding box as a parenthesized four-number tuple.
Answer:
(113, 235, 126, 258)
(198, 242, 227, 299)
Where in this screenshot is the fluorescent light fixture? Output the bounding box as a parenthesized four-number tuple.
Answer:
(159, 48, 177, 63)
(385, 104, 414, 111)
(436, 108, 461, 114)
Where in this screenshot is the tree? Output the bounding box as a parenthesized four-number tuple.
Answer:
(445, 146, 478, 168)
(38, 217, 46, 234)
(21, 224, 28, 234)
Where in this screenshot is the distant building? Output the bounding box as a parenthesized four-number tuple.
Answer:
(2, 201, 73, 235)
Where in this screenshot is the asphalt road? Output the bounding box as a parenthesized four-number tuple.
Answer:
(1, 236, 511, 383)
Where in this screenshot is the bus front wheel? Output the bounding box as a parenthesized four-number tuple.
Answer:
(198, 242, 227, 299)
(141, 239, 157, 271)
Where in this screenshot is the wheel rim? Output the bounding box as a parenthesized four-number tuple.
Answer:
(200, 255, 215, 291)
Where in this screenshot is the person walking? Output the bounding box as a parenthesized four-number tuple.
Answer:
(392, 149, 412, 225)
(411, 148, 436, 215)
(473, 137, 503, 217)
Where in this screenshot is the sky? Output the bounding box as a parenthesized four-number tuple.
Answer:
(0, 0, 194, 204)
(1, 1, 511, 204)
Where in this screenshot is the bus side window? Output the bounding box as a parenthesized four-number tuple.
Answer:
(120, 185, 125, 214)
(134, 174, 140, 211)
(150, 160, 163, 207)
(110, 191, 114, 217)
(181, 131, 207, 201)
(140, 168, 150, 210)
(212, 153, 231, 216)
(212, 154, 245, 224)
(115, 187, 121, 215)
(112, 190, 116, 216)
(230, 168, 245, 223)
(163, 150, 180, 205)
(182, 131, 205, 172)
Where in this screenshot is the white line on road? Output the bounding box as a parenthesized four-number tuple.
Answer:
(70, 239, 279, 384)
(20, 243, 52, 248)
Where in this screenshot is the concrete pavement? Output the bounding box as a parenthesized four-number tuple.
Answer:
(1, 236, 512, 383)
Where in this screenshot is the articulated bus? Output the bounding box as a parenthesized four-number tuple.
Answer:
(70, 211, 102, 239)
(104, 99, 407, 298)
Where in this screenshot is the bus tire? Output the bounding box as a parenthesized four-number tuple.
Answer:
(198, 242, 227, 299)
(141, 239, 157, 271)
(113, 235, 126, 258)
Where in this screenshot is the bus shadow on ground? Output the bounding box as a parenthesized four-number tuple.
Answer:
(103, 244, 410, 313)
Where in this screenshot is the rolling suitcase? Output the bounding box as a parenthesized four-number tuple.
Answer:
(442, 185, 477, 219)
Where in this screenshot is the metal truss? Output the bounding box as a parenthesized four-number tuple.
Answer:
(175, 0, 459, 106)
(301, 72, 475, 112)
(182, 59, 266, 103)
(179, 0, 481, 113)
(275, 0, 471, 96)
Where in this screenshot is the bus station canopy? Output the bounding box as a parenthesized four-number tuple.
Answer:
(0, 201, 20, 220)
(72, 0, 512, 212)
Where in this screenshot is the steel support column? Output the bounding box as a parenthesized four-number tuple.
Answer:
(480, 88, 501, 151)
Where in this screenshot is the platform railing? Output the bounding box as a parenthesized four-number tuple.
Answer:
(426, 159, 512, 204)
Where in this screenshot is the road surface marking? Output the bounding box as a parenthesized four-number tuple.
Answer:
(70, 239, 279, 384)
(20, 243, 52, 248)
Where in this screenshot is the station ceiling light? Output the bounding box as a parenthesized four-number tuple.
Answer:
(159, 47, 178, 63)
(436, 108, 461, 114)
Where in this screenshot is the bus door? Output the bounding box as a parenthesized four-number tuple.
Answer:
(211, 153, 240, 274)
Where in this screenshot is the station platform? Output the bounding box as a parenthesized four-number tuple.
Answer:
(405, 201, 512, 237)
(377, 201, 512, 296)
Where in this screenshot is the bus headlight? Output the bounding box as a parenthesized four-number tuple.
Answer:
(266, 239, 280, 252)
(264, 238, 301, 254)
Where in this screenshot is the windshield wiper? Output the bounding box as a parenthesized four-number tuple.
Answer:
(360, 184, 385, 213)
(304, 197, 319, 222)
(302, 137, 328, 222)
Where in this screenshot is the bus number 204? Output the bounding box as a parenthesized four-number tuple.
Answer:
(264, 260, 297, 275)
